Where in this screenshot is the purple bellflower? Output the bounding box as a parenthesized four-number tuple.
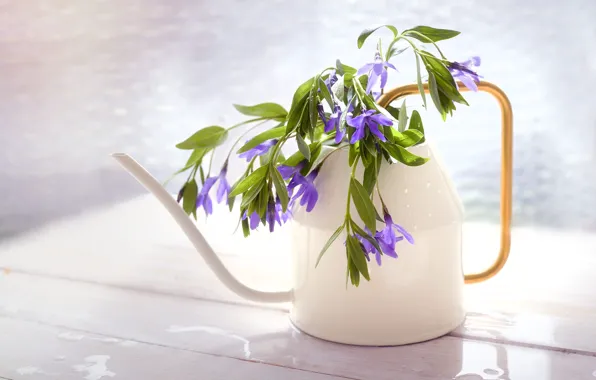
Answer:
(346, 109, 393, 144)
(238, 139, 278, 162)
(357, 50, 397, 93)
(323, 70, 338, 91)
(216, 164, 231, 204)
(277, 161, 305, 181)
(196, 176, 218, 215)
(356, 211, 414, 266)
(323, 105, 345, 144)
(376, 212, 414, 259)
(289, 169, 319, 212)
(448, 56, 481, 92)
(243, 197, 292, 232)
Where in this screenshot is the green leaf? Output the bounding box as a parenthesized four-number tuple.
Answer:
(228, 194, 236, 212)
(241, 181, 265, 209)
(237, 127, 286, 154)
(286, 77, 314, 133)
(347, 255, 360, 286)
(229, 166, 268, 197)
(318, 77, 334, 108)
(348, 143, 358, 167)
(398, 100, 407, 132)
(233, 103, 287, 121)
(350, 178, 377, 232)
(315, 225, 345, 267)
(381, 142, 429, 166)
(271, 167, 289, 212)
(199, 166, 205, 183)
(408, 110, 425, 144)
(176, 126, 228, 150)
(346, 235, 370, 281)
(405, 26, 460, 42)
(170, 148, 207, 177)
(296, 134, 311, 161)
(363, 162, 377, 195)
(393, 129, 424, 147)
(336, 59, 357, 77)
(421, 52, 468, 106)
(428, 72, 443, 117)
(241, 217, 250, 237)
(286, 97, 307, 134)
(357, 25, 398, 48)
(414, 53, 427, 108)
(290, 77, 315, 111)
(182, 179, 198, 216)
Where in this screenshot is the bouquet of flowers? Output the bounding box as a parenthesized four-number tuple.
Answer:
(172, 24, 480, 286)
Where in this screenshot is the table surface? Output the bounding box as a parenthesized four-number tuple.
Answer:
(1, 194, 596, 380)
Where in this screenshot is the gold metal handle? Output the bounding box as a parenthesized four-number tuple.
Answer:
(378, 81, 513, 284)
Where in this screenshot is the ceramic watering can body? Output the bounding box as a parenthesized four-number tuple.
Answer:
(112, 81, 512, 346)
(290, 143, 465, 345)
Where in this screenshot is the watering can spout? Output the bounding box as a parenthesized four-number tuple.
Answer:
(111, 153, 293, 303)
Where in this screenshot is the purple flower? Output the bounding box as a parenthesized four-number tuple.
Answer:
(357, 50, 397, 93)
(376, 212, 414, 259)
(243, 210, 261, 230)
(244, 197, 292, 232)
(356, 227, 381, 264)
(323, 105, 345, 144)
(448, 56, 482, 92)
(238, 139, 278, 162)
(346, 109, 392, 144)
(196, 176, 218, 215)
(277, 161, 305, 181)
(323, 70, 338, 92)
(289, 169, 319, 212)
(216, 165, 231, 204)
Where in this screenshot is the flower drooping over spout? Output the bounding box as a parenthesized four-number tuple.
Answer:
(448, 56, 481, 92)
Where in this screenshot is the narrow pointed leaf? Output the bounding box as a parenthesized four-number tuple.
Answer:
(398, 100, 407, 132)
(408, 110, 425, 144)
(405, 26, 460, 42)
(233, 103, 287, 120)
(272, 167, 289, 212)
(229, 166, 268, 197)
(347, 235, 370, 281)
(315, 225, 344, 267)
(350, 178, 377, 232)
(357, 25, 398, 48)
(176, 126, 228, 150)
(237, 127, 285, 154)
(296, 134, 311, 161)
(182, 179, 198, 216)
(318, 77, 334, 108)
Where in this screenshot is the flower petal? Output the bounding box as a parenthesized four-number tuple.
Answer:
(458, 74, 478, 92)
(368, 121, 387, 142)
(350, 125, 366, 144)
(356, 63, 374, 76)
(380, 69, 388, 89)
(384, 61, 397, 71)
(394, 224, 414, 244)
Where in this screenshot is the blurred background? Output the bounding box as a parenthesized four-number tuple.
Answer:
(1, 0, 595, 239)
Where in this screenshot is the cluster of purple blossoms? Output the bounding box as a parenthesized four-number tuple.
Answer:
(355, 212, 414, 266)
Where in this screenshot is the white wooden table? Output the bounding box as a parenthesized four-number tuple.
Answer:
(1, 195, 596, 379)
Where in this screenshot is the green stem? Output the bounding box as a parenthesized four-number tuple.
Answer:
(225, 119, 270, 162)
(227, 117, 267, 132)
(402, 31, 447, 59)
(344, 156, 360, 233)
